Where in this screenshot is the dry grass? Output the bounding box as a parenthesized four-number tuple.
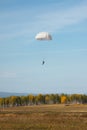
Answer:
(0, 104, 87, 130)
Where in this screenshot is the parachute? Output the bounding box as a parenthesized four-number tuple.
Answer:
(35, 32, 52, 40)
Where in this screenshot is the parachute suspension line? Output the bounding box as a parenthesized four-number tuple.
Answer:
(35, 32, 52, 65)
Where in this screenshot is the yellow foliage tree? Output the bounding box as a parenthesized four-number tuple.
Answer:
(61, 96, 67, 104)
(28, 94, 35, 105)
(45, 95, 50, 104)
(0, 98, 3, 106)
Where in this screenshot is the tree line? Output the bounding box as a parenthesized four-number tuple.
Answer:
(0, 93, 87, 107)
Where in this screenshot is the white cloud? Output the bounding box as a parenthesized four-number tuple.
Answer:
(0, 71, 16, 78)
(0, 1, 87, 40)
(36, 2, 87, 32)
(72, 48, 87, 52)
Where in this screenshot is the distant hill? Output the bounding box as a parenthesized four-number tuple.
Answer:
(0, 92, 28, 98)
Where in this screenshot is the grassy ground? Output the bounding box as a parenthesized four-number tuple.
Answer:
(0, 104, 87, 130)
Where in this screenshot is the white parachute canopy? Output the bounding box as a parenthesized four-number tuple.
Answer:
(35, 32, 52, 40)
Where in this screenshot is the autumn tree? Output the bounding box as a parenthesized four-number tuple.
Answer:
(0, 98, 4, 106)
(4, 97, 10, 107)
(35, 94, 44, 104)
(28, 94, 35, 105)
(61, 95, 67, 104)
(54, 94, 61, 103)
(20, 96, 29, 106)
(45, 95, 50, 104)
(9, 96, 17, 106)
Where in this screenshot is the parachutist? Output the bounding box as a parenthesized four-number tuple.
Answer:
(42, 61, 45, 65)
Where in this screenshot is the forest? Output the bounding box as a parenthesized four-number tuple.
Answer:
(0, 93, 87, 107)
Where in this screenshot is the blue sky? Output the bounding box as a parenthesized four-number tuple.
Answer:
(0, 0, 87, 94)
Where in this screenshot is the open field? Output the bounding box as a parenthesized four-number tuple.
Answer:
(0, 104, 87, 130)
